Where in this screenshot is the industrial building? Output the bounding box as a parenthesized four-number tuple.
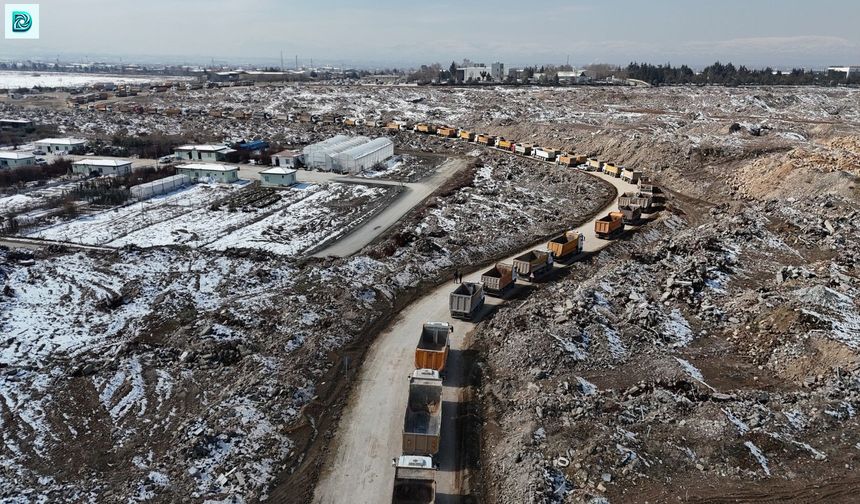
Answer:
(0, 151, 36, 168)
(332, 137, 394, 174)
(271, 149, 302, 168)
(260, 167, 297, 187)
(173, 144, 236, 163)
(130, 174, 190, 199)
(491, 62, 505, 82)
(72, 159, 133, 177)
(34, 137, 88, 154)
(827, 66, 860, 78)
(176, 163, 239, 183)
(457, 65, 490, 82)
(302, 135, 369, 171)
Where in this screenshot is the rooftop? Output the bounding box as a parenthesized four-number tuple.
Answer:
(273, 149, 301, 157)
(35, 137, 87, 145)
(72, 159, 132, 167)
(260, 167, 297, 175)
(176, 163, 238, 172)
(0, 151, 36, 160)
(175, 144, 234, 153)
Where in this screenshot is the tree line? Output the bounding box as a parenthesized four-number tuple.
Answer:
(625, 61, 860, 86)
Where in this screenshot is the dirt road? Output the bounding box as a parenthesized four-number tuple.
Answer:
(312, 171, 638, 503)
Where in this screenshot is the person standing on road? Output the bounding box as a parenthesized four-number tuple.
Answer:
(454, 270, 461, 283)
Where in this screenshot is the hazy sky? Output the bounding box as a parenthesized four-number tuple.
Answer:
(2, 0, 858, 68)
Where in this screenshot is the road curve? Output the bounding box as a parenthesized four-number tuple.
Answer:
(312, 170, 639, 503)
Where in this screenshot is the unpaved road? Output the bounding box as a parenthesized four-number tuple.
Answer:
(312, 171, 638, 503)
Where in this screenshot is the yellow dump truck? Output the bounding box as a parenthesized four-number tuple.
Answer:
(477, 134, 496, 146)
(414, 322, 451, 373)
(436, 126, 457, 138)
(547, 231, 584, 258)
(558, 154, 587, 167)
(496, 139, 514, 150)
(459, 130, 475, 141)
(603, 162, 622, 177)
(587, 158, 603, 171)
(415, 123, 436, 134)
(595, 213, 624, 239)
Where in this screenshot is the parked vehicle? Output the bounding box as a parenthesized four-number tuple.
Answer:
(415, 123, 436, 134)
(496, 139, 513, 150)
(586, 158, 603, 171)
(514, 143, 534, 156)
(415, 323, 451, 373)
(476, 134, 495, 146)
(594, 213, 624, 239)
(32, 149, 46, 156)
(392, 455, 437, 504)
(512, 250, 554, 282)
(481, 263, 517, 297)
(547, 231, 584, 258)
(618, 191, 653, 210)
(403, 369, 443, 457)
(459, 130, 475, 142)
(615, 205, 642, 224)
(449, 282, 485, 320)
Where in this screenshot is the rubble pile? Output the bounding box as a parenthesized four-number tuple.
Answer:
(475, 195, 860, 503)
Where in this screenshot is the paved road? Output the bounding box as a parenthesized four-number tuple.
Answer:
(312, 171, 638, 503)
(311, 158, 467, 258)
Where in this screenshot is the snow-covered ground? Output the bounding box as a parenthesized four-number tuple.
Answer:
(0, 71, 191, 89)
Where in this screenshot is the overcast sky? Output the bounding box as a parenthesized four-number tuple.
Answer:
(2, 0, 858, 68)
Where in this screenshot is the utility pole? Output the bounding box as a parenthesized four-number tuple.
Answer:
(280, 50, 284, 72)
(295, 55, 298, 70)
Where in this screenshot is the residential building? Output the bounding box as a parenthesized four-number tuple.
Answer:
(72, 159, 133, 177)
(260, 167, 297, 187)
(34, 137, 87, 154)
(0, 151, 36, 168)
(173, 144, 236, 163)
(491, 62, 505, 82)
(176, 163, 239, 183)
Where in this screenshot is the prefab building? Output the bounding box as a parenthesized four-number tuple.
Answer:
(130, 174, 191, 199)
(271, 149, 301, 168)
(173, 144, 236, 163)
(260, 167, 297, 187)
(176, 163, 239, 183)
(332, 137, 394, 174)
(0, 151, 36, 168)
(72, 159, 133, 176)
(34, 137, 87, 154)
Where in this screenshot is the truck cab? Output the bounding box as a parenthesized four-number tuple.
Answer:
(392, 455, 437, 504)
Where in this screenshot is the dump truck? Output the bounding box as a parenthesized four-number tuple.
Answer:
(621, 168, 642, 183)
(496, 139, 513, 150)
(436, 126, 457, 138)
(638, 177, 659, 198)
(403, 369, 443, 457)
(586, 158, 603, 171)
(514, 143, 534, 156)
(481, 263, 517, 297)
(477, 134, 496, 146)
(386, 121, 403, 131)
(415, 323, 451, 373)
(534, 147, 559, 162)
(392, 455, 436, 504)
(415, 123, 435, 134)
(618, 191, 653, 210)
(459, 130, 475, 141)
(603, 162, 622, 178)
(449, 282, 485, 320)
(547, 231, 584, 258)
(595, 213, 624, 239)
(615, 205, 642, 224)
(513, 250, 554, 282)
(558, 154, 587, 167)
